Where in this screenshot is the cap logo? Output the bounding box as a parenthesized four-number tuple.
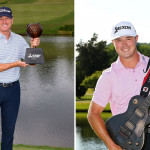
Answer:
(114, 26, 131, 34)
(0, 9, 11, 13)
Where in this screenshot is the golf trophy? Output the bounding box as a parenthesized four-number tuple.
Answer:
(25, 23, 44, 64)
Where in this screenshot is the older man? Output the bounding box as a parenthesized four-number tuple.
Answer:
(0, 6, 40, 150)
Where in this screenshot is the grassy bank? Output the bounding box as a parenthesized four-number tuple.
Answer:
(76, 100, 111, 113)
(76, 88, 111, 112)
(76, 111, 112, 122)
(76, 88, 112, 122)
(0, 0, 74, 35)
(76, 88, 93, 101)
(13, 144, 73, 150)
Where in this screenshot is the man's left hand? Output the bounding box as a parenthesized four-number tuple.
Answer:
(30, 38, 40, 48)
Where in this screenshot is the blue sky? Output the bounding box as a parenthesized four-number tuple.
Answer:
(75, 0, 150, 44)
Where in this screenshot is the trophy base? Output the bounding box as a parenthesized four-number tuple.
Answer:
(25, 48, 44, 64)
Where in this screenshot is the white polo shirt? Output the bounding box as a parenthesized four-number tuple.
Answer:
(0, 32, 30, 83)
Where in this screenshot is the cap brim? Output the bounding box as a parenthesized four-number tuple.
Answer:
(0, 14, 13, 18)
(112, 34, 137, 40)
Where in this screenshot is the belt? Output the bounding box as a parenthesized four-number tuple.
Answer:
(0, 80, 18, 87)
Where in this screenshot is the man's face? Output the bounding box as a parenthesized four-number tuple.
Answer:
(0, 16, 13, 34)
(112, 36, 138, 59)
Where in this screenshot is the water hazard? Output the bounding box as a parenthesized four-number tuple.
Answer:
(12, 36, 74, 148)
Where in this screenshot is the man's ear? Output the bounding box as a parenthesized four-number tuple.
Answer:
(135, 35, 138, 42)
(11, 17, 13, 25)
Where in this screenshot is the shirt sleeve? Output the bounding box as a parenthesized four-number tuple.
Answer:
(92, 69, 112, 107)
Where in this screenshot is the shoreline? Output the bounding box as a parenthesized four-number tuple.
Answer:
(76, 100, 111, 113)
(19, 33, 74, 37)
(13, 144, 73, 150)
(76, 109, 111, 113)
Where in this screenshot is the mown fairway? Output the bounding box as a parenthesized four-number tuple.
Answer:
(0, 0, 74, 34)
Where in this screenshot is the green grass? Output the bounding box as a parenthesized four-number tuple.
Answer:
(13, 144, 73, 150)
(76, 101, 91, 111)
(76, 88, 94, 101)
(0, 0, 36, 4)
(76, 94, 92, 101)
(0, 0, 74, 34)
(86, 88, 94, 94)
(76, 88, 111, 112)
(76, 112, 112, 122)
(76, 101, 111, 112)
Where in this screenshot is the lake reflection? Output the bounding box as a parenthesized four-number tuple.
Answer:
(13, 36, 74, 148)
(76, 113, 107, 150)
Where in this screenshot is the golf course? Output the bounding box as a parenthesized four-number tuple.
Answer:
(0, 0, 74, 35)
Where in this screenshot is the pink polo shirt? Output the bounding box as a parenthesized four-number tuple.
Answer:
(92, 52, 149, 116)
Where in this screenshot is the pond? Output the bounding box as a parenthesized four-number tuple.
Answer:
(76, 112, 109, 150)
(7, 36, 74, 148)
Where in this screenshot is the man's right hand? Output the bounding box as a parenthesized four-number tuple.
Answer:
(108, 143, 122, 150)
(87, 102, 122, 150)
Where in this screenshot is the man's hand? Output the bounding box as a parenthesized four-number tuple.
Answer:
(88, 102, 122, 150)
(0, 60, 28, 72)
(15, 60, 28, 67)
(108, 143, 122, 150)
(30, 37, 40, 48)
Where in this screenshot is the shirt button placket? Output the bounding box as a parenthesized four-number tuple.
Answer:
(132, 69, 136, 81)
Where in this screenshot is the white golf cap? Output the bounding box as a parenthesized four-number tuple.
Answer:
(111, 21, 137, 40)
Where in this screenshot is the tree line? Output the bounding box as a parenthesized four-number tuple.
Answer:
(76, 33, 150, 98)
